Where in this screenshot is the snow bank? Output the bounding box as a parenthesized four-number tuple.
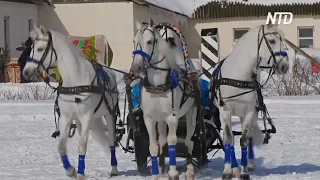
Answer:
(0, 70, 127, 101)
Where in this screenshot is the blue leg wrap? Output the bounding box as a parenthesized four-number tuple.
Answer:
(248, 138, 254, 160)
(110, 146, 118, 166)
(231, 146, 239, 168)
(151, 156, 159, 175)
(168, 145, 176, 166)
(61, 155, 71, 170)
(241, 147, 248, 167)
(77, 155, 86, 175)
(224, 144, 231, 163)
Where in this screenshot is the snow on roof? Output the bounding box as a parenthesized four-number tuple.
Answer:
(145, 0, 320, 17)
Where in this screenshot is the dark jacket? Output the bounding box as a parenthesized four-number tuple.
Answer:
(18, 37, 33, 83)
(18, 37, 33, 67)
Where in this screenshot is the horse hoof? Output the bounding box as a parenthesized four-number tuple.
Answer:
(138, 166, 151, 175)
(185, 164, 195, 180)
(248, 166, 255, 171)
(152, 175, 160, 180)
(232, 167, 240, 178)
(65, 166, 76, 177)
(222, 173, 233, 180)
(110, 172, 119, 177)
(168, 174, 179, 180)
(110, 166, 119, 176)
(185, 173, 195, 180)
(76, 174, 85, 180)
(248, 160, 254, 171)
(159, 165, 167, 174)
(240, 174, 250, 180)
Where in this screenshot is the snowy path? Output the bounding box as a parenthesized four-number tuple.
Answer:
(1, 96, 320, 179)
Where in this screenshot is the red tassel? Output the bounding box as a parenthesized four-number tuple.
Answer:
(83, 39, 90, 52)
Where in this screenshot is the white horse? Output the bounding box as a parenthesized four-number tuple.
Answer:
(213, 23, 289, 180)
(23, 24, 120, 179)
(130, 18, 198, 180)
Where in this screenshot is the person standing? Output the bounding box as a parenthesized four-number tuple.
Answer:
(16, 37, 33, 83)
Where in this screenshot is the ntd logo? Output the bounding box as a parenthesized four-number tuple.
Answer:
(266, 12, 293, 25)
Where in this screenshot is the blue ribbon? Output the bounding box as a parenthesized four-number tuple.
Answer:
(170, 71, 178, 89)
(212, 67, 221, 76)
(132, 50, 151, 61)
(274, 51, 287, 56)
(27, 56, 40, 63)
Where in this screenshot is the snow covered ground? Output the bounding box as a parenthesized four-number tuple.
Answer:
(1, 93, 320, 179)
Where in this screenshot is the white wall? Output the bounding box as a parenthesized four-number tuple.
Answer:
(38, 2, 190, 69)
(38, 2, 134, 69)
(0, 1, 38, 58)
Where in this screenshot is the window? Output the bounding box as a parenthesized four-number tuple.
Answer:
(28, 19, 33, 32)
(3, 16, 10, 57)
(298, 27, 314, 48)
(233, 28, 249, 43)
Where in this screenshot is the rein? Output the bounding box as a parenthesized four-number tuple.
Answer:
(215, 25, 287, 104)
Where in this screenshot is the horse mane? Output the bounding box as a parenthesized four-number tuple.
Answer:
(234, 26, 258, 45)
(236, 25, 283, 46)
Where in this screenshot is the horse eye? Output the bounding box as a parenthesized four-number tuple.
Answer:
(269, 39, 276, 44)
(147, 40, 152, 45)
(37, 48, 44, 52)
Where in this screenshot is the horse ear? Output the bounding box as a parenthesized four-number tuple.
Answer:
(149, 18, 154, 27)
(39, 25, 47, 36)
(266, 21, 274, 29)
(30, 25, 39, 40)
(135, 20, 142, 30)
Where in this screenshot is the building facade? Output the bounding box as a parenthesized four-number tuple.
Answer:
(187, 1, 320, 60)
(0, 0, 42, 58)
(38, 0, 189, 69)
(1, 0, 320, 71)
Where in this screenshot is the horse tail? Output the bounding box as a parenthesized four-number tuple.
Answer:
(90, 117, 111, 155)
(251, 119, 264, 147)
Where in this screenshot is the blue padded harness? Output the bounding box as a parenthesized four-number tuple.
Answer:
(132, 50, 152, 61)
(274, 51, 287, 57)
(27, 56, 41, 64)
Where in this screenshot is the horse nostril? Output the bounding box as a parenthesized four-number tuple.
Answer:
(281, 65, 288, 73)
(23, 70, 30, 78)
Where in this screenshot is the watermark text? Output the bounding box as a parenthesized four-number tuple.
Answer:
(266, 12, 293, 25)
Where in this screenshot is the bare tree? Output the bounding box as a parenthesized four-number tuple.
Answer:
(265, 56, 320, 96)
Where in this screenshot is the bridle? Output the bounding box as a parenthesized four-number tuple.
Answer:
(26, 31, 58, 88)
(215, 25, 289, 102)
(131, 24, 170, 74)
(256, 25, 288, 83)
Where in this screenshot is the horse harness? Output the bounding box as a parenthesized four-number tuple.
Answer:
(211, 25, 287, 143)
(27, 31, 120, 138)
(131, 24, 195, 113)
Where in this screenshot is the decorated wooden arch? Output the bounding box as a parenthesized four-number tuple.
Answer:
(154, 22, 189, 61)
(49, 35, 113, 83)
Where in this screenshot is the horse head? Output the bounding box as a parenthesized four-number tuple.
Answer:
(131, 18, 179, 77)
(23, 24, 57, 81)
(234, 23, 289, 75)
